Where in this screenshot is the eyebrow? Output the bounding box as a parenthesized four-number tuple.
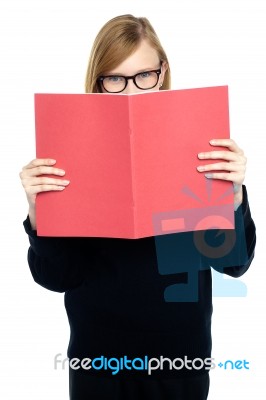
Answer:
(105, 65, 161, 76)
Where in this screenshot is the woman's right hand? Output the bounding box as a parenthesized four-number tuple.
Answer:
(19, 158, 70, 230)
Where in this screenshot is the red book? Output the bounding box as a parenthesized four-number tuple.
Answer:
(35, 87, 234, 238)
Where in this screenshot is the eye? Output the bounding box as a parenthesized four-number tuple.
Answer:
(106, 76, 123, 83)
(138, 72, 151, 79)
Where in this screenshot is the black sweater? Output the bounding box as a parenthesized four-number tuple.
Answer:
(23, 185, 256, 378)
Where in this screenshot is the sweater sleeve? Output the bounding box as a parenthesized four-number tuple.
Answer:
(23, 216, 97, 293)
(208, 185, 256, 277)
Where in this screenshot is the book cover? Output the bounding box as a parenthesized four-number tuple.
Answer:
(35, 87, 234, 238)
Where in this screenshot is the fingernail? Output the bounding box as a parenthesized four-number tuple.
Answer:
(198, 153, 204, 159)
(63, 180, 70, 184)
(205, 173, 213, 178)
(210, 140, 216, 145)
(197, 166, 205, 171)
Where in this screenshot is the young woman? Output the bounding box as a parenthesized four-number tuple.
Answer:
(20, 14, 256, 400)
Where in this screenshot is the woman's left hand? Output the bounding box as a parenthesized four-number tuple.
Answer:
(197, 138, 247, 208)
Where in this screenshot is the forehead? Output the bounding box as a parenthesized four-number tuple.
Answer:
(109, 40, 160, 75)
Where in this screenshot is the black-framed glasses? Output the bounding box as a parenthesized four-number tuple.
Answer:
(97, 66, 162, 93)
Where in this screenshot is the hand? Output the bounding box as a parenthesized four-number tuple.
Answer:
(196, 139, 247, 208)
(19, 158, 70, 229)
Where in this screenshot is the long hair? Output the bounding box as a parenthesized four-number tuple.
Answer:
(85, 14, 171, 93)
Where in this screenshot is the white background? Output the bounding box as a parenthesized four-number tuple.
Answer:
(0, 0, 264, 398)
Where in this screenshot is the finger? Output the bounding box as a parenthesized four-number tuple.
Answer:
(197, 162, 243, 173)
(22, 158, 57, 170)
(20, 165, 66, 178)
(22, 177, 70, 187)
(204, 171, 245, 184)
(198, 150, 245, 162)
(198, 151, 237, 161)
(26, 184, 68, 195)
(209, 139, 244, 154)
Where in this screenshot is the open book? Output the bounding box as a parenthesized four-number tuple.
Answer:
(35, 86, 234, 238)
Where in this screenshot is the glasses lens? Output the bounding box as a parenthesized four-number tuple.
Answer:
(102, 76, 126, 93)
(135, 71, 159, 89)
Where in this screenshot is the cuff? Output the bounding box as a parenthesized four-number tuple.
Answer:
(23, 215, 66, 257)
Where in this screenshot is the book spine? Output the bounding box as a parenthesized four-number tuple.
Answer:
(128, 95, 137, 238)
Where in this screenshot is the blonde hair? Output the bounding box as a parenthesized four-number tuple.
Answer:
(85, 14, 171, 93)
